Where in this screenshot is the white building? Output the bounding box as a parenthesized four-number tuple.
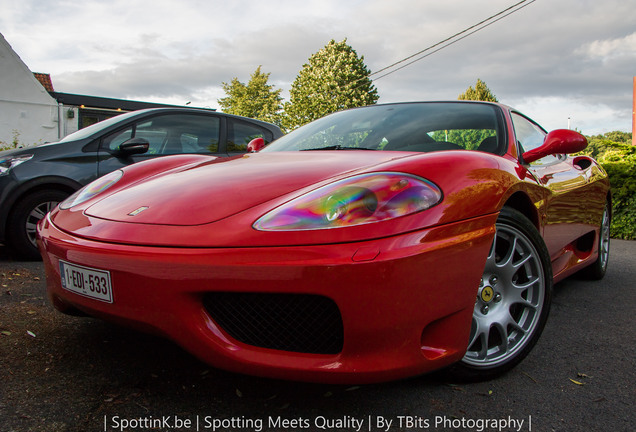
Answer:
(1, 32, 187, 149)
(0, 33, 64, 148)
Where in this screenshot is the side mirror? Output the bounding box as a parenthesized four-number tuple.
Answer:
(522, 129, 587, 164)
(247, 137, 265, 153)
(118, 137, 150, 156)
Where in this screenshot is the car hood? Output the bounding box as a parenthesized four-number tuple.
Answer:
(85, 151, 414, 226)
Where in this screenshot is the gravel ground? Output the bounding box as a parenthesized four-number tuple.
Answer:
(1, 241, 635, 432)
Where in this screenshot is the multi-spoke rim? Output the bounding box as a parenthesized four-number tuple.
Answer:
(598, 205, 610, 272)
(26, 200, 59, 247)
(463, 223, 545, 368)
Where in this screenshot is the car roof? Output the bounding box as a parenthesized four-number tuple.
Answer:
(126, 107, 281, 128)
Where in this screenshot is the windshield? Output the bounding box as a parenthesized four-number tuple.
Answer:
(58, 110, 146, 143)
(263, 102, 504, 154)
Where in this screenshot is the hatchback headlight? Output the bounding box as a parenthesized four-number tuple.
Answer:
(0, 154, 33, 176)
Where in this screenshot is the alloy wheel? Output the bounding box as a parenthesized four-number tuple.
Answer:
(26, 200, 59, 248)
(463, 222, 546, 368)
(598, 205, 610, 272)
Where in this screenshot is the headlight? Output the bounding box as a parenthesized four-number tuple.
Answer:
(0, 154, 33, 176)
(59, 170, 124, 209)
(253, 172, 442, 231)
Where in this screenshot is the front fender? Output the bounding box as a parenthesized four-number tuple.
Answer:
(0, 175, 83, 240)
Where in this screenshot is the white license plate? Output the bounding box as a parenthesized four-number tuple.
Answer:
(59, 260, 113, 303)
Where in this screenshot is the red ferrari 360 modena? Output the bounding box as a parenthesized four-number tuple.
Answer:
(38, 102, 610, 383)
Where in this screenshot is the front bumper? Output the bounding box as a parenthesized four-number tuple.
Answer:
(38, 213, 496, 384)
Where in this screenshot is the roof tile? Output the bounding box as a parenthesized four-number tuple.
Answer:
(33, 72, 54, 92)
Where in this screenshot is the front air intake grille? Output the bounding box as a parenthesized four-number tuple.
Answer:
(203, 292, 344, 354)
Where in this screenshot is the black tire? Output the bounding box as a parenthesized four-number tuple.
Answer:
(579, 202, 611, 280)
(449, 207, 553, 382)
(6, 189, 70, 260)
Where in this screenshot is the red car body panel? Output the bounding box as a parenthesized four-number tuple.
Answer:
(39, 212, 495, 383)
(49, 151, 522, 248)
(532, 155, 608, 281)
(37, 102, 610, 383)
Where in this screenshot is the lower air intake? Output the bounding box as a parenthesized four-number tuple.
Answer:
(202, 292, 344, 355)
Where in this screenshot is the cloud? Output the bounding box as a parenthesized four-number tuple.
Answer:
(578, 32, 636, 61)
(1, 0, 633, 133)
(50, 21, 339, 108)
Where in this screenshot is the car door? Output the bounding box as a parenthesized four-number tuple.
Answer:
(96, 112, 222, 176)
(511, 112, 592, 255)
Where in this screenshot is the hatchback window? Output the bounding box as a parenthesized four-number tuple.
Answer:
(103, 114, 221, 154)
(227, 119, 274, 153)
(104, 128, 133, 150)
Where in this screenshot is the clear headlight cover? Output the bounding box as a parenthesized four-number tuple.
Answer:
(0, 154, 33, 176)
(253, 172, 442, 231)
(59, 170, 123, 209)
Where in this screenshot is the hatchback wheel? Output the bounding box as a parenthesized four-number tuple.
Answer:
(7, 190, 69, 260)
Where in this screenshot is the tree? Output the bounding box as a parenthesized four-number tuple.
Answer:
(458, 79, 498, 102)
(282, 39, 379, 130)
(218, 66, 283, 125)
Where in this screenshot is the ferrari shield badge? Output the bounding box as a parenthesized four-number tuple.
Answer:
(128, 206, 149, 216)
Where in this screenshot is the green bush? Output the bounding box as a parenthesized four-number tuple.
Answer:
(1, 130, 21, 151)
(583, 132, 635, 240)
(599, 155, 636, 240)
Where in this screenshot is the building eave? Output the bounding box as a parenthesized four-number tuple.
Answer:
(49, 92, 215, 112)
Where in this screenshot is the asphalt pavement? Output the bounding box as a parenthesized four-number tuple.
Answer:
(0, 240, 634, 432)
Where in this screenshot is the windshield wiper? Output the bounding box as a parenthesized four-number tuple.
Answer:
(300, 145, 375, 151)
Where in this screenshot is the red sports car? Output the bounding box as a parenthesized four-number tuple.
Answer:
(38, 102, 610, 383)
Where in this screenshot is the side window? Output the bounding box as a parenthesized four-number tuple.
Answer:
(134, 120, 169, 154)
(103, 114, 220, 155)
(103, 127, 133, 150)
(511, 113, 557, 165)
(227, 119, 273, 153)
(139, 114, 220, 154)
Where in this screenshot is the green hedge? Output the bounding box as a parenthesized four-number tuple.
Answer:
(599, 156, 636, 240)
(584, 133, 635, 240)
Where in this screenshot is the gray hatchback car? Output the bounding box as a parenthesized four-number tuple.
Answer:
(0, 107, 283, 259)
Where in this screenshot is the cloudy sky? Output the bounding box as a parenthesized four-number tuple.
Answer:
(1, 0, 634, 135)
